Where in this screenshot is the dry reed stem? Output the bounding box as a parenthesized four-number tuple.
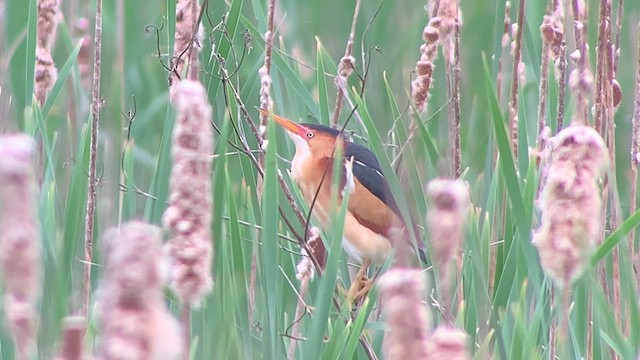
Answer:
(538, 37, 550, 143)
(82, 0, 102, 317)
(569, 0, 593, 125)
(539, 0, 564, 142)
(163, 79, 214, 306)
(534, 125, 607, 285)
(425, 326, 470, 360)
(508, 0, 525, 159)
(426, 179, 469, 320)
(556, 38, 568, 130)
(98, 222, 182, 360)
(287, 227, 320, 360)
(496, 2, 511, 102)
(594, 0, 613, 135)
(379, 268, 430, 360)
(53, 316, 87, 360)
(258, 0, 276, 136)
(631, 22, 640, 293)
(0, 134, 41, 360)
(613, 0, 623, 76)
(451, 2, 462, 178)
(331, 0, 360, 127)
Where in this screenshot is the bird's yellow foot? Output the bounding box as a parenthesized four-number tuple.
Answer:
(346, 261, 373, 307)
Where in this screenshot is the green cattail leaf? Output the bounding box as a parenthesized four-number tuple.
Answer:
(316, 39, 330, 125)
(591, 208, 640, 265)
(261, 116, 283, 358)
(41, 40, 83, 118)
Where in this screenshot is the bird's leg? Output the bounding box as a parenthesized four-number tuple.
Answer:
(346, 258, 372, 305)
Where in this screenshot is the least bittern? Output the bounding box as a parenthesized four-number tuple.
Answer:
(260, 109, 425, 302)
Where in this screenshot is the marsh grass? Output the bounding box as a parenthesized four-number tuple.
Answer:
(1, 0, 640, 358)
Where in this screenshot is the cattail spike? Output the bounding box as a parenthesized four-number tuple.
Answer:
(0, 134, 41, 359)
(163, 79, 214, 305)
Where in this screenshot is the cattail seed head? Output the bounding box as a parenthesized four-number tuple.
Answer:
(170, 0, 203, 90)
(163, 80, 214, 305)
(35, 47, 58, 105)
(426, 326, 470, 360)
(412, 15, 440, 113)
(379, 268, 430, 360)
(426, 179, 470, 268)
(534, 125, 607, 285)
(37, 0, 59, 50)
(98, 221, 182, 360)
(0, 134, 41, 359)
(35, 0, 59, 105)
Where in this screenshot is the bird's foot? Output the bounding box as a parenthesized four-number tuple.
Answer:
(346, 273, 373, 309)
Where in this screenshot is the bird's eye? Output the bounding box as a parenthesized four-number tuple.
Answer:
(306, 131, 314, 138)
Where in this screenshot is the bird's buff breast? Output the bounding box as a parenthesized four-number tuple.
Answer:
(289, 155, 393, 264)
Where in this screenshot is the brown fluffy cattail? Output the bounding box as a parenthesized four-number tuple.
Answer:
(0, 134, 41, 359)
(34, 0, 59, 105)
(163, 80, 213, 305)
(35, 47, 58, 105)
(378, 268, 430, 360)
(426, 325, 470, 360)
(97, 221, 182, 360)
(534, 125, 607, 285)
(426, 179, 469, 268)
(412, 17, 439, 113)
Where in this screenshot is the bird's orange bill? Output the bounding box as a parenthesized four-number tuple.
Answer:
(257, 108, 306, 137)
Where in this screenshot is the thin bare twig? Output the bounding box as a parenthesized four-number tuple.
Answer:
(82, 0, 103, 317)
(451, 5, 461, 178)
(332, 0, 361, 127)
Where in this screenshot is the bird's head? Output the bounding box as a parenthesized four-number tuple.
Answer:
(259, 109, 345, 159)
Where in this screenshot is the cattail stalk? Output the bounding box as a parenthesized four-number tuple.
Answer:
(508, 0, 525, 158)
(450, 1, 462, 178)
(541, 0, 566, 133)
(82, 0, 102, 317)
(631, 21, 640, 293)
(98, 221, 182, 360)
(53, 316, 87, 360)
(569, 0, 593, 125)
(0, 134, 41, 360)
(379, 268, 430, 360)
(496, 2, 511, 102)
(426, 179, 469, 321)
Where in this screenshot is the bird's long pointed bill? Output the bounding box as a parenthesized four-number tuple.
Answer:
(258, 108, 305, 137)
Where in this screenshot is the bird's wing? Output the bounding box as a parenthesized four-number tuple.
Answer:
(343, 142, 401, 215)
(342, 142, 427, 263)
(335, 142, 403, 238)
